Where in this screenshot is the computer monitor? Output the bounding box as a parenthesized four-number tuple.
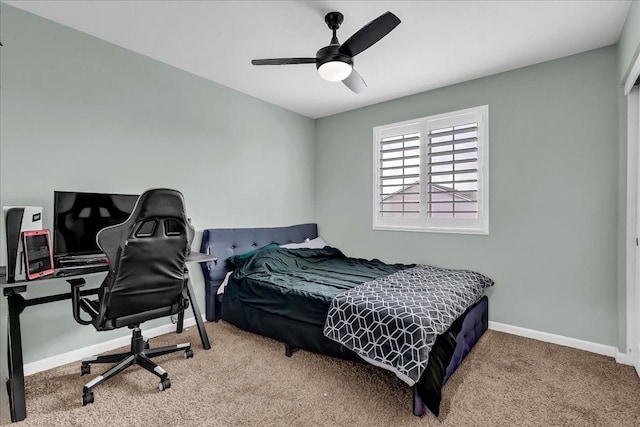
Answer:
(53, 191, 139, 263)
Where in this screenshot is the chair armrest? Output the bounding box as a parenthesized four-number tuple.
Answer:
(68, 278, 94, 326)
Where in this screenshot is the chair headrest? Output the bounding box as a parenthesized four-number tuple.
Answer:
(131, 188, 188, 222)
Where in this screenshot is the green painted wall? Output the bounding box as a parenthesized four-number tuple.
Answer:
(0, 2, 315, 372)
(315, 46, 619, 346)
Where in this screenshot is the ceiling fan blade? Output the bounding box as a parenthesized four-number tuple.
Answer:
(251, 58, 317, 66)
(338, 12, 401, 58)
(342, 69, 367, 94)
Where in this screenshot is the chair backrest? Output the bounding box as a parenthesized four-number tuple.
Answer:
(95, 188, 195, 326)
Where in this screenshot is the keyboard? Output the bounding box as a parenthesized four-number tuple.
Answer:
(57, 255, 108, 266)
(54, 264, 109, 278)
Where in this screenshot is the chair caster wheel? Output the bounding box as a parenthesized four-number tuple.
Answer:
(184, 349, 194, 359)
(80, 364, 91, 376)
(82, 391, 94, 406)
(143, 339, 150, 350)
(159, 378, 171, 391)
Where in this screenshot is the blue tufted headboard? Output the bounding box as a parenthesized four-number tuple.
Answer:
(199, 223, 318, 321)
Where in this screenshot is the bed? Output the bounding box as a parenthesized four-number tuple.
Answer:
(199, 223, 490, 416)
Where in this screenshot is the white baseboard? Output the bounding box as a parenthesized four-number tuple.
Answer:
(488, 321, 628, 362)
(24, 315, 203, 376)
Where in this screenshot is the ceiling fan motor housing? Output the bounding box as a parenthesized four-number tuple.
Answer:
(316, 45, 353, 81)
(316, 45, 353, 70)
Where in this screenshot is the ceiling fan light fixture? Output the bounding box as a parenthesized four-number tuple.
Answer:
(318, 60, 353, 81)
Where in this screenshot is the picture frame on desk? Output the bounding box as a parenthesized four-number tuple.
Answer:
(22, 230, 55, 280)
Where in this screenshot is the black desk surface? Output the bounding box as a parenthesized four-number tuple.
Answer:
(0, 266, 106, 289)
(0, 252, 215, 289)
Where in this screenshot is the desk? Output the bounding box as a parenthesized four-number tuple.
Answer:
(1, 252, 215, 423)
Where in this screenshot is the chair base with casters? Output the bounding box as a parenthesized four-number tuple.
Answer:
(79, 326, 193, 405)
(70, 278, 193, 406)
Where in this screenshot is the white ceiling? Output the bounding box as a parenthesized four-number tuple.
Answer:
(5, 1, 632, 119)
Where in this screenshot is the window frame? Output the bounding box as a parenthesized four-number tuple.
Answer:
(372, 105, 489, 235)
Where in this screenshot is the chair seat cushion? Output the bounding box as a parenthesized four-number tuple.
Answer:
(107, 301, 184, 329)
(80, 297, 187, 331)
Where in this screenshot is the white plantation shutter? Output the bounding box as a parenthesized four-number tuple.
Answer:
(378, 132, 421, 218)
(373, 106, 489, 234)
(427, 123, 479, 219)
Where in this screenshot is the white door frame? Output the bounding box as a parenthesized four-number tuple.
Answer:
(625, 51, 640, 377)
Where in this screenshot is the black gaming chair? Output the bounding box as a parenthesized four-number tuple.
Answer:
(70, 188, 194, 406)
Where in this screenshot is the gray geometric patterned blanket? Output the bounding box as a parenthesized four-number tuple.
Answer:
(323, 265, 494, 385)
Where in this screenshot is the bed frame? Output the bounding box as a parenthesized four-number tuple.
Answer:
(199, 223, 488, 416)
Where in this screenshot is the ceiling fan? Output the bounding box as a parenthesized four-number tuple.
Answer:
(251, 11, 401, 94)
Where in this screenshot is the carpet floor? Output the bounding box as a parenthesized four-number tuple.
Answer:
(5, 321, 640, 426)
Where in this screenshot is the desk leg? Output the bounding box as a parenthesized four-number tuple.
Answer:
(6, 292, 27, 422)
(176, 310, 184, 334)
(185, 278, 211, 350)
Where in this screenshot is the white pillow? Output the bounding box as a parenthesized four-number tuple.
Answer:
(280, 237, 328, 249)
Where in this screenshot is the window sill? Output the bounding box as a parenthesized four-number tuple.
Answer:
(372, 224, 489, 235)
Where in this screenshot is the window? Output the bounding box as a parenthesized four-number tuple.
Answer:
(373, 105, 489, 234)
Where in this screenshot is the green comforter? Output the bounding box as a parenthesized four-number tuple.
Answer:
(225, 246, 409, 326)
